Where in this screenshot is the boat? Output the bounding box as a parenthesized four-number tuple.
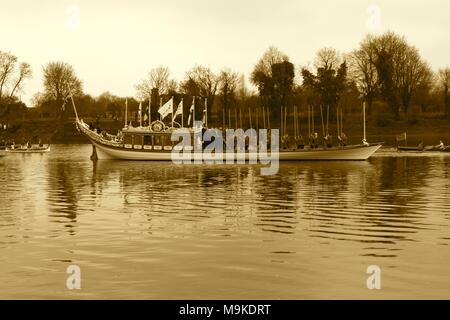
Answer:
(397, 142, 423, 152)
(5, 144, 51, 153)
(71, 96, 382, 161)
(423, 141, 446, 152)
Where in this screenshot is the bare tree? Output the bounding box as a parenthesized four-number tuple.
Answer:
(135, 66, 170, 99)
(251, 46, 290, 110)
(314, 47, 341, 71)
(9, 62, 32, 100)
(366, 31, 431, 115)
(185, 66, 219, 114)
(43, 61, 83, 110)
(348, 37, 378, 113)
(252, 46, 289, 79)
(0, 52, 18, 104)
(437, 67, 450, 116)
(166, 79, 179, 95)
(398, 45, 432, 113)
(218, 69, 240, 124)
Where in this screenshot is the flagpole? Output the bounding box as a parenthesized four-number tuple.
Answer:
(148, 95, 151, 126)
(139, 101, 142, 127)
(363, 101, 366, 142)
(193, 96, 195, 127)
(125, 98, 128, 127)
(160, 97, 162, 121)
(171, 97, 174, 128)
(205, 97, 208, 128)
(181, 98, 184, 128)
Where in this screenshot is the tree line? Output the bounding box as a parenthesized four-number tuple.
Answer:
(1, 31, 450, 128)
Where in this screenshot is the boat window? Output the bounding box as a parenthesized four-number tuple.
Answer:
(134, 135, 143, 149)
(124, 134, 133, 148)
(153, 135, 162, 149)
(143, 135, 151, 146)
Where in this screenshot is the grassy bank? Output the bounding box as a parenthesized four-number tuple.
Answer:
(1, 116, 449, 147)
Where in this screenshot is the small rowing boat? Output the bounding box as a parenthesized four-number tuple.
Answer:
(5, 144, 51, 153)
(397, 142, 423, 152)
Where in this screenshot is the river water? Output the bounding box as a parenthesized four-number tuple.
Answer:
(1, 145, 449, 299)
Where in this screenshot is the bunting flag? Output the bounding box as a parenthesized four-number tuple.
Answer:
(174, 99, 183, 118)
(187, 98, 195, 126)
(158, 97, 173, 120)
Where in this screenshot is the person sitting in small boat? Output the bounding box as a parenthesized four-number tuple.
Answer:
(26, 141, 31, 149)
(38, 139, 43, 148)
(438, 140, 445, 150)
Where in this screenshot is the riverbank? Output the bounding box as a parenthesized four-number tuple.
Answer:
(1, 116, 449, 147)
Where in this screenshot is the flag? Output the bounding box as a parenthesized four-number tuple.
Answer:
(174, 99, 183, 118)
(158, 97, 173, 120)
(396, 132, 407, 142)
(187, 98, 195, 126)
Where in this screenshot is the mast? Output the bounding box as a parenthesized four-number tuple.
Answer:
(148, 95, 151, 126)
(205, 97, 208, 128)
(70, 94, 79, 121)
(319, 104, 325, 137)
(336, 105, 340, 139)
(308, 105, 310, 138)
(125, 98, 128, 127)
(139, 101, 142, 127)
(294, 105, 297, 139)
(181, 98, 184, 128)
(171, 97, 174, 128)
(363, 101, 366, 143)
(262, 105, 266, 129)
(249, 106, 252, 129)
(159, 97, 162, 121)
(326, 104, 330, 136)
(280, 106, 283, 137)
(239, 107, 242, 129)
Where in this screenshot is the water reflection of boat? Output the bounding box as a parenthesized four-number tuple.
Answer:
(71, 96, 382, 161)
(5, 144, 51, 153)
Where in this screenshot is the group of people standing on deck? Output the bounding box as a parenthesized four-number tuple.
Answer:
(280, 131, 348, 150)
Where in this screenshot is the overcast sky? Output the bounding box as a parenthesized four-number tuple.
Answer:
(1, 0, 449, 105)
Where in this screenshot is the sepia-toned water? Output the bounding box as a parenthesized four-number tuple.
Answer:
(1, 145, 449, 299)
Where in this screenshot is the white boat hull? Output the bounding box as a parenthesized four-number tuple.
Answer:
(90, 139, 381, 161)
(77, 119, 381, 161)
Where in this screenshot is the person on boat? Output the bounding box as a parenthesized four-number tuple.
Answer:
(27, 141, 31, 149)
(309, 132, 318, 149)
(324, 133, 333, 148)
(338, 132, 348, 147)
(438, 140, 445, 150)
(296, 135, 305, 149)
(281, 134, 290, 150)
(38, 139, 43, 148)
